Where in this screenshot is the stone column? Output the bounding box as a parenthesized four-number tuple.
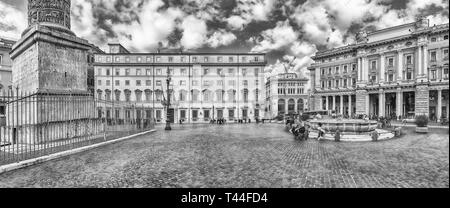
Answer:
(418, 46, 423, 79)
(348, 95, 353, 117)
(358, 58, 362, 82)
(422, 45, 429, 81)
(380, 54, 386, 83)
(396, 89, 403, 119)
(326, 96, 329, 111)
(437, 89, 442, 122)
(397, 51, 403, 81)
(379, 89, 385, 117)
(332, 96, 336, 112)
(415, 84, 430, 117)
(365, 93, 370, 115)
(340, 95, 344, 115)
(356, 90, 368, 115)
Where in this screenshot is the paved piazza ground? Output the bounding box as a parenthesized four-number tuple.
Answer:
(0, 124, 448, 188)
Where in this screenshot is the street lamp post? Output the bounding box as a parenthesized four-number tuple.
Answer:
(165, 72, 172, 131)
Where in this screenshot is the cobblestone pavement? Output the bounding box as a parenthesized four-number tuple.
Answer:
(0, 124, 448, 188)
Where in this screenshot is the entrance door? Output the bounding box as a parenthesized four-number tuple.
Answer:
(243, 109, 248, 119)
(217, 110, 223, 119)
(168, 108, 175, 123)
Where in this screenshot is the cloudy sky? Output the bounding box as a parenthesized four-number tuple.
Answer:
(0, 0, 449, 78)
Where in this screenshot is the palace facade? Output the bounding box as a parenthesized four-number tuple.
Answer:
(265, 73, 309, 118)
(94, 44, 267, 123)
(308, 17, 449, 121)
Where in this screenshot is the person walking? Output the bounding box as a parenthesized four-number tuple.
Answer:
(317, 123, 325, 141)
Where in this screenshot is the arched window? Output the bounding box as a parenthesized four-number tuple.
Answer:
(278, 99, 286, 115)
(114, 90, 121, 101)
(124, 90, 131, 102)
(97, 90, 103, 100)
(191, 90, 200, 102)
(288, 99, 295, 114)
(135, 90, 143, 102)
(216, 90, 224, 102)
(179, 90, 187, 102)
(155, 90, 163, 102)
(243, 89, 249, 102)
(297, 99, 304, 113)
(144, 90, 152, 102)
(228, 90, 236, 102)
(203, 90, 212, 102)
(105, 90, 112, 101)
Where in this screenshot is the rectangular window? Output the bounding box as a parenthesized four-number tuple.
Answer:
(136, 69, 142, 76)
(406, 56, 412, 65)
(217, 68, 223, 76)
(388, 58, 394, 67)
(125, 80, 130, 86)
(125, 69, 130, 76)
(146, 80, 151, 86)
(180, 80, 186, 86)
(228, 68, 234, 75)
(193, 57, 197, 62)
(444, 68, 449, 79)
(156, 69, 162, 75)
(242, 57, 247, 62)
(444, 49, 449, 60)
(115, 69, 120, 76)
(168, 57, 173, 62)
(146, 57, 152, 62)
(156, 57, 161, 62)
(106, 80, 111, 86)
(192, 110, 198, 119)
(371, 61, 377, 70)
(181, 57, 185, 63)
(228, 80, 235, 86)
(254, 68, 260, 76)
(217, 80, 223, 86)
(98, 80, 102, 86)
(115, 80, 120, 86)
(229, 57, 234, 62)
(136, 80, 141, 86)
(431, 51, 437, 62)
(192, 80, 199, 86)
(430, 70, 437, 80)
(242, 69, 247, 76)
(146, 69, 151, 76)
(137, 57, 142, 62)
(106, 69, 111, 76)
(204, 110, 210, 119)
(156, 80, 162, 86)
(243, 80, 248, 86)
(0, 55, 3, 64)
(181, 69, 187, 75)
(229, 110, 234, 118)
(204, 57, 209, 62)
(218, 57, 223, 62)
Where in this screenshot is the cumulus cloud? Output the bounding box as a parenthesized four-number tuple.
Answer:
(251, 21, 299, 53)
(0, 1, 27, 39)
(227, 0, 277, 30)
(180, 15, 208, 50)
(207, 30, 237, 48)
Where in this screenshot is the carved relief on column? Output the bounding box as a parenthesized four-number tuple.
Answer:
(27, 0, 71, 29)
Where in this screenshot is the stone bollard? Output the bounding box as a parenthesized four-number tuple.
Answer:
(371, 131, 379, 142)
(335, 130, 341, 142)
(394, 127, 402, 137)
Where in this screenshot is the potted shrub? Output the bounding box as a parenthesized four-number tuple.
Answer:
(415, 115, 429, 133)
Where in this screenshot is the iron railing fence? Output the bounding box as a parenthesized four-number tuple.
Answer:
(0, 90, 155, 166)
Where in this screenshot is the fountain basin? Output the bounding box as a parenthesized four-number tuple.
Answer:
(309, 119, 378, 133)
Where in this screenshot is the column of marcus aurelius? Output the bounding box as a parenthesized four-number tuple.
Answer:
(7, 0, 100, 144)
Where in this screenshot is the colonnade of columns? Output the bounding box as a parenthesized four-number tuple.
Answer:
(323, 94, 355, 116)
